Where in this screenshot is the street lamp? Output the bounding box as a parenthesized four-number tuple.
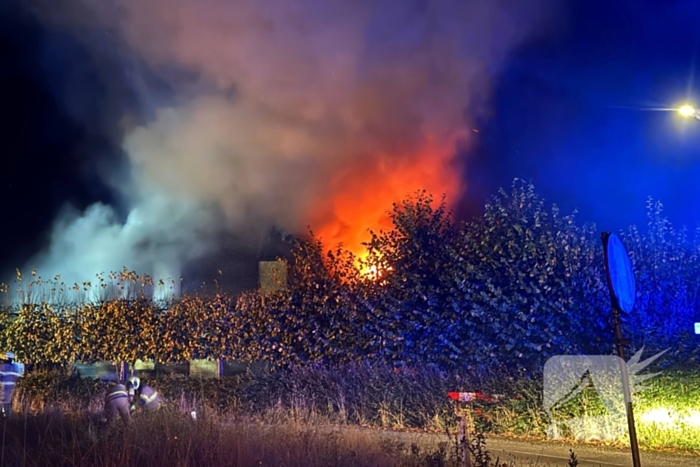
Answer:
(678, 104, 700, 119)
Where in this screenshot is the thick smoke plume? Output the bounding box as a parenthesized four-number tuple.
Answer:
(15, 0, 559, 298)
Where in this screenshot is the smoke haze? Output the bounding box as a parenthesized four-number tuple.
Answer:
(13, 0, 561, 296)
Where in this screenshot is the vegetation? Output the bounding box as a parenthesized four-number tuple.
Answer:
(12, 362, 700, 451)
(2, 178, 700, 453)
(0, 406, 567, 467)
(3, 179, 698, 370)
(5, 366, 580, 467)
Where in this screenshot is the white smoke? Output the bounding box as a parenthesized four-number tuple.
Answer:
(15, 181, 219, 302)
(15, 0, 563, 301)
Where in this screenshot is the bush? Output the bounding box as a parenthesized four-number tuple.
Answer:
(2, 179, 699, 373)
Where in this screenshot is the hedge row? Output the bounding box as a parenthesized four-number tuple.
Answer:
(1, 180, 699, 372)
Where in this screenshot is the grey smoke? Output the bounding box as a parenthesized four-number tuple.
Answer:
(16, 0, 563, 299)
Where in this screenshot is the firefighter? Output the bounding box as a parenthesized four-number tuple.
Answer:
(1, 352, 24, 417)
(129, 376, 162, 411)
(104, 380, 133, 425)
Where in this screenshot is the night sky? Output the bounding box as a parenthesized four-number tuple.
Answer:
(471, 0, 700, 230)
(1, 2, 129, 278)
(2, 0, 700, 287)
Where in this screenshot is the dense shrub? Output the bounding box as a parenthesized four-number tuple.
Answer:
(1, 179, 699, 372)
(446, 181, 610, 370)
(620, 199, 700, 364)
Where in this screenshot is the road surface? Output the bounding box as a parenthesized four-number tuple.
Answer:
(343, 427, 700, 467)
(484, 435, 698, 467)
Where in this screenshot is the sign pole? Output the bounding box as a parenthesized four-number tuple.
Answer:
(601, 232, 641, 467)
(611, 305, 642, 467)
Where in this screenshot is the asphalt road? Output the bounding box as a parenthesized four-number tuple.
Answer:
(342, 428, 700, 467)
(483, 435, 699, 467)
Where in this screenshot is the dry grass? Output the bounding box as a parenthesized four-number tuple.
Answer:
(0, 408, 398, 467)
(0, 405, 576, 467)
(14, 363, 700, 455)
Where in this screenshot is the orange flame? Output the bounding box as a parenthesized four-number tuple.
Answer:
(308, 135, 464, 273)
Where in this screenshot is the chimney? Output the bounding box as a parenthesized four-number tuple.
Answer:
(258, 260, 287, 296)
(257, 226, 295, 296)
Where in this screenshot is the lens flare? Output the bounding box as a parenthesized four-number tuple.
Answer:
(678, 104, 697, 118)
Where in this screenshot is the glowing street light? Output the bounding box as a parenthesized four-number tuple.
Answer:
(678, 104, 700, 119)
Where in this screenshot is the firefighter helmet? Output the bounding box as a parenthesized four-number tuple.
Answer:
(129, 376, 140, 391)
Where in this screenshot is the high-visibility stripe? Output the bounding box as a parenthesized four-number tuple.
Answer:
(106, 390, 129, 403)
(106, 395, 128, 403)
(140, 391, 159, 405)
(0, 372, 22, 377)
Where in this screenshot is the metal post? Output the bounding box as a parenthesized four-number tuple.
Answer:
(612, 308, 642, 467)
(601, 232, 641, 467)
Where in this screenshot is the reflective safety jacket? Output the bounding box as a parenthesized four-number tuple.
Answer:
(1, 361, 24, 406)
(105, 383, 131, 406)
(137, 384, 162, 410)
(104, 383, 132, 424)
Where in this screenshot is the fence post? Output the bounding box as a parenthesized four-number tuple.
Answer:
(457, 406, 472, 467)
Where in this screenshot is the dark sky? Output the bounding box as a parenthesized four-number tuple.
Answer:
(2, 0, 700, 280)
(469, 0, 700, 232)
(0, 2, 131, 277)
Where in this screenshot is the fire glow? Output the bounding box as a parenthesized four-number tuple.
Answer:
(22, 0, 556, 294)
(308, 136, 463, 274)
